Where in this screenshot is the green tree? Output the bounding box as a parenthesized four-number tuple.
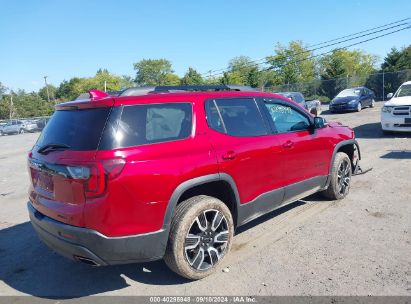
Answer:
(133, 59, 177, 86)
(181, 67, 204, 85)
(266, 41, 317, 86)
(366, 45, 411, 99)
(55, 78, 83, 101)
(0, 82, 7, 98)
(0, 90, 54, 119)
(38, 84, 57, 102)
(55, 70, 127, 101)
(319, 49, 378, 98)
(119, 75, 135, 88)
(381, 46, 411, 71)
(221, 56, 261, 87)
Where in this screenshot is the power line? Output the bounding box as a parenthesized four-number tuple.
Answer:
(306, 17, 410, 48)
(205, 22, 411, 78)
(262, 24, 411, 73)
(202, 17, 411, 77)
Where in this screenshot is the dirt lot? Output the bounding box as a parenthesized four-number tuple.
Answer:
(0, 102, 410, 297)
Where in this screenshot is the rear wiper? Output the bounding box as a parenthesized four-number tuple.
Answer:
(37, 143, 71, 154)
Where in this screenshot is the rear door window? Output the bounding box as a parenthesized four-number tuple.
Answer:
(103, 103, 192, 149)
(205, 98, 268, 137)
(36, 108, 111, 151)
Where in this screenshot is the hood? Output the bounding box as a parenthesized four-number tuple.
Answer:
(384, 96, 411, 106)
(331, 96, 359, 104)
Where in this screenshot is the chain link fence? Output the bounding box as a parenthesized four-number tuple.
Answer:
(265, 69, 411, 102)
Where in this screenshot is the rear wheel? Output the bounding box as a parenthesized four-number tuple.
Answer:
(321, 152, 352, 200)
(164, 195, 234, 280)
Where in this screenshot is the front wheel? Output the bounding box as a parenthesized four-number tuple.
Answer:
(19, 129, 25, 134)
(164, 195, 234, 280)
(370, 99, 375, 108)
(356, 102, 362, 112)
(321, 152, 352, 200)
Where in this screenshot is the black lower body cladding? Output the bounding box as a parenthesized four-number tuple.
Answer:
(27, 202, 168, 265)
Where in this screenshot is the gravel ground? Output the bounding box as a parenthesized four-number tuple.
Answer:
(0, 102, 410, 297)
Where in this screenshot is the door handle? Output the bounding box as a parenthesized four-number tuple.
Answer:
(282, 140, 294, 149)
(222, 151, 236, 160)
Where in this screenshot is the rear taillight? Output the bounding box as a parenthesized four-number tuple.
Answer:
(84, 163, 105, 198)
(79, 159, 125, 198)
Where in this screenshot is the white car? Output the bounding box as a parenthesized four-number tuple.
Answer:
(381, 81, 411, 134)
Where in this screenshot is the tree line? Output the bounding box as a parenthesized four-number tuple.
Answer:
(0, 41, 410, 119)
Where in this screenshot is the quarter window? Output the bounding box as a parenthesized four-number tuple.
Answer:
(107, 103, 192, 148)
(206, 98, 268, 137)
(263, 100, 310, 133)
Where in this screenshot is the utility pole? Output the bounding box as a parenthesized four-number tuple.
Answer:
(43, 76, 50, 103)
(382, 70, 385, 101)
(104, 80, 107, 92)
(9, 92, 13, 120)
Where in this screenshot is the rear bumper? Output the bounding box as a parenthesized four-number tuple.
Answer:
(28, 202, 168, 265)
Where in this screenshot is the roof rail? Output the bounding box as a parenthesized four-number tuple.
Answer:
(119, 85, 257, 97)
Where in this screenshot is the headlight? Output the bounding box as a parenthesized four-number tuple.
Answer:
(382, 106, 393, 113)
(348, 99, 357, 104)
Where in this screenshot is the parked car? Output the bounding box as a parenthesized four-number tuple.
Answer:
(27, 85, 361, 280)
(0, 121, 7, 134)
(21, 120, 39, 133)
(0, 120, 24, 135)
(329, 87, 375, 113)
(277, 92, 322, 116)
(381, 81, 411, 134)
(35, 117, 50, 131)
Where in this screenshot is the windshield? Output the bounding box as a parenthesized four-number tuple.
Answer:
(335, 88, 361, 98)
(36, 108, 111, 151)
(394, 84, 411, 98)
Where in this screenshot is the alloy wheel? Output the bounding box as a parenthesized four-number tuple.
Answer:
(184, 209, 229, 271)
(337, 160, 350, 195)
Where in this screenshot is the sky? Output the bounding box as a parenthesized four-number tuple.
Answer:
(0, 0, 410, 92)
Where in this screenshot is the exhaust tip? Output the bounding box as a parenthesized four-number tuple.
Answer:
(74, 255, 100, 266)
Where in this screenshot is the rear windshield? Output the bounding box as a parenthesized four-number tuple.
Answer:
(36, 108, 111, 151)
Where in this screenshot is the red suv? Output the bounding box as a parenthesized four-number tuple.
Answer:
(27, 85, 360, 279)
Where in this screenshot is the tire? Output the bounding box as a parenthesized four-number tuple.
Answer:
(382, 129, 393, 135)
(356, 102, 362, 112)
(19, 129, 25, 134)
(370, 99, 375, 108)
(164, 195, 234, 280)
(321, 152, 352, 200)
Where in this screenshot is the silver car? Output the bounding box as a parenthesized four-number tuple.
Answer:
(0, 120, 24, 135)
(21, 120, 38, 133)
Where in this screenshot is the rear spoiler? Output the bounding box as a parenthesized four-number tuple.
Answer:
(56, 90, 114, 110)
(75, 90, 110, 101)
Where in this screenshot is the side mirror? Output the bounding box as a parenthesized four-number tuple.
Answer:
(387, 93, 393, 99)
(313, 116, 327, 129)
